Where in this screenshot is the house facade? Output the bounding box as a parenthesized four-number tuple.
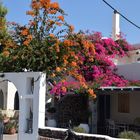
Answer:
(95, 47, 140, 135)
(0, 43, 140, 133)
(0, 11, 140, 137)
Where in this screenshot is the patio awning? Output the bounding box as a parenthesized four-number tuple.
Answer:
(99, 86, 140, 91)
(97, 86, 140, 95)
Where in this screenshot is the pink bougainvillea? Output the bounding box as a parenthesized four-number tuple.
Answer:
(50, 31, 133, 96)
(80, 32, 131, 86)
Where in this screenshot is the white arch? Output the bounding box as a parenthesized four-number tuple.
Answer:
(0, 72, 46, 140)
(6, 81, 17, 110)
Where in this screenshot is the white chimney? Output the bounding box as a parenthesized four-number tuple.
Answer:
(112, 10, 120, 40)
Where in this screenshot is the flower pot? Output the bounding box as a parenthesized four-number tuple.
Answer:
(47, 119, 56, 127)
(8, 128, 16, 135)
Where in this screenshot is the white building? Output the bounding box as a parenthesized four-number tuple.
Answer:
(94, 11, 140, 135)
(0, 72, 46, 140)
(0, 11, 140, 138)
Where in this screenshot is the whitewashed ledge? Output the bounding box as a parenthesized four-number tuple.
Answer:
(39, 127, 132, 140)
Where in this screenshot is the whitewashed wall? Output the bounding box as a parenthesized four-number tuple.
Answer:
(0, 80, 17, 110)
(0, 72, 46, 140)
(7, 81, 17, 110)
(116, 63, 140, 81)
(114, 49, 140, 65)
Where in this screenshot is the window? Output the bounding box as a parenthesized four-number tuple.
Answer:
(118, 94, 130, 113)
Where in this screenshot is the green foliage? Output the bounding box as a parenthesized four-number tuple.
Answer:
(4, 119, 18, 134)
(0, 2, 7, 17)
(0, 0, 73, 78)
(0, 2, 8, 35)
(0, 110, 18, 134)
(73, 126, 86, 133)
(0, 2, 9, 53)
(5, 120, 16, 129)
(118, 131, 140, 139)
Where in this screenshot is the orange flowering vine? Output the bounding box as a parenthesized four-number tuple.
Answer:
(0, 0, 97, 98)
(50, 2, 59, 9)
(70, 61, 77, 67)
(56, 67, 61, 72)
(69, 25, 74, 32)
(58, 15, 64, 22)
(23, 40, 30, 46)
(31, 1, 40, 9)
(21, 28, 29, 36)
(87, 89, 96, 98)
(26, 10, 35, 17)
(49, 32, 97, 98)
(49, 33, 55, 38)
(2, 50, 10, 57)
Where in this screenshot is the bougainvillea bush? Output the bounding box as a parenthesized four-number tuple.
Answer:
(0, 0, 138, 98)
(0, 0, 96, 97)
(84, 32, 132, 87)
(0, 0, 73, 73)
(50, 32, 133, 96)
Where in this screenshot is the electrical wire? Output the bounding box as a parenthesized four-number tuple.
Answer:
(102, 0, 140, 29)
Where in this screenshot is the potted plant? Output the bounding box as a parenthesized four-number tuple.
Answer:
(46, 107, 57, 127)
(4, 120, 17, 134)
(2, 114, 10, 124)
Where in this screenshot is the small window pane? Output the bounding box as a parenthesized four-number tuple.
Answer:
(118, 94, 129, 113)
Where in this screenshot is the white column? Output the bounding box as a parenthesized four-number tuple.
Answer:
(112, 10, 120, 40)
(33, 73, 46, 132)
(0, 72, 46, 140)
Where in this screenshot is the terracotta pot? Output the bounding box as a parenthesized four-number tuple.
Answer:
(9, 128, 16, 135)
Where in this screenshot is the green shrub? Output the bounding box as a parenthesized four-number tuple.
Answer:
(118, 131, 140, 139)
(73, 126, 86, 133)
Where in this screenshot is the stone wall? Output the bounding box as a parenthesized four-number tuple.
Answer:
(39, 128, 106, 140)
(39, 136, 60, 140)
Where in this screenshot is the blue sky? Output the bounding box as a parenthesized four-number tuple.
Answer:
(2, 0, 140, 44)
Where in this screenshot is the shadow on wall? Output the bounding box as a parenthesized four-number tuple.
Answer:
(0, 90, 4, 109)
(14, 91, 19, 110)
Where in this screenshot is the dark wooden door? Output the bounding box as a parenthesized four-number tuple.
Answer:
(97, 94, 110, 134)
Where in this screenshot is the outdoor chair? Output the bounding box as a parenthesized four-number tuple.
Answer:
(106, 119, 119, 136)
(133, 117, 140, 132)
(116, 122, 129, 132)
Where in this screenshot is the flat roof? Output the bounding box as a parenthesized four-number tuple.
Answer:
(99, 86, 140, 91)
